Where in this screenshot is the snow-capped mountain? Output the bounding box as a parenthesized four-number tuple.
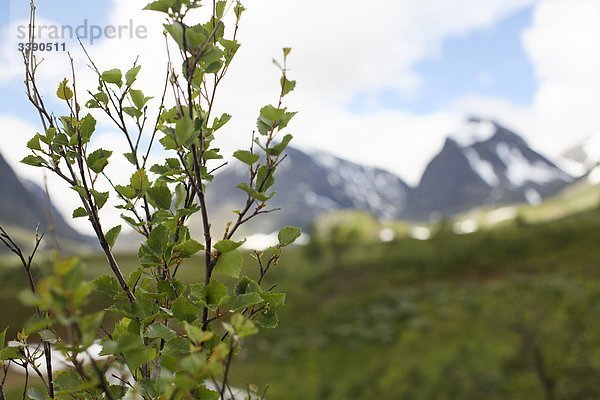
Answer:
(559, 133, 600, 180)
(404, 118, 574, 220)
(206, 147, 412, 232)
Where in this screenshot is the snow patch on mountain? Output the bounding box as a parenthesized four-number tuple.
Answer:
(496, 143, 570, 187)
(451, 119, 496, 147)
(463, 148, 499, 187)
(311, 150, 409, 218)
(525, 188, 542, 205)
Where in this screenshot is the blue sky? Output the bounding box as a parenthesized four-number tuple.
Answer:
(349, 6, 537, 114)
(1, 0, 598, 228)
(3, 1, 538, 120)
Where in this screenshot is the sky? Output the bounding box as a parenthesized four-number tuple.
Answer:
(1, 0, 599, 233)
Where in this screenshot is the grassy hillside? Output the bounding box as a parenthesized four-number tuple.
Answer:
(229, 209, 600, 399)
(1, 209, 599, 399)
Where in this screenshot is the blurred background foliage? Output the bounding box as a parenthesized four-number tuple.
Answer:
(2, 205, 599, 399)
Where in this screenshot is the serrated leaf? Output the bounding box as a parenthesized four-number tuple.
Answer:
(130, 169, 150, 193)
(147, 185, 172, 209)
(101, 69, 123, 86)
(172, 296, 200, 323)
(21, 155, 46, 167)
(105, 225, 122, 248)
(94, 275, 121, 298)
(130, 89, 148, 109)
(27, 387, 47, 400)
(87, 148, 112, 173)
(175, 115, 196, 147)
(79, 114, 97, 143)
(91, 189, 109, 209)
(144, 0, 173, 13)
(232, 292, 263, 311)
(233, 150, 259, 165)
(173, 239, 204, 258)
(214, 239, 245, 253)
(39, 329, 58, 344)
(213, 113, 232, 131)
(27, 135, 42, 151)
(125, 64, 142, 86)
(145, 323, 177, 341)
(56, 78, 73, 100)
(267, 133, 293, 156)
(72, 207, 88, 218)
(281, 76, 296, 97)
(214, 250, 243, 278)
(278, 226, 301, 246)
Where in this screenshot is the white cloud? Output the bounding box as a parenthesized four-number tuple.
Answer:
(1, 0, 540, 186)
(522, 0, 600, 153)
(452, 0, 600, 159)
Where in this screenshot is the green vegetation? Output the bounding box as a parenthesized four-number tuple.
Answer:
(2, 209, 599, 398)
(233, 208, 600, 399)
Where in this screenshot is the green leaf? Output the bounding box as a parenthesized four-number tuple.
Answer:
(236, 183, 273, 202)
(91, 189, 109, 209)
(101, 69, 123, 86)
(216, 0, 227, 18)
(212, 113, 232, 131)
(72, 207, 88, 219)
(164, 22, 184, 49)
(27, 135, 42, 151)
(147, 185, 172, 209)
(123, 106, 143, 119)
(105, 225, 122, 248)
(260, 291, 286, 310)
(56, 78, 73, 100)
(125, 64, 142, 86)
(39, 329, 58, 344)
(214, 239, 245, 253)
(130, 169, 150, 193)
(214, 250, 243, 278)
(143, 0, 173, 13)
(54, 370, 84, 392)
(123, 152, 138, 166)
(146, 224, 170, 257)
(115, 185, 136, 200)
(145, 323, 177, 341)
(278, 226, 301, 246)
(257, 105, 285, 135)
(172, 296, 200, 323)
(93, 275, 121, 298)
(27, 387, 47, 400)
(130, 89, 148, 109)
(232, 292, 263, 311)
(163, 336, 192, 357)
(175, 115, 196, 147)
(173, 239, 204, 258)
(233, 150, 259, 165)
(183, 322, 214, 344)
(256, 308, 279, 329)
(0, 328, 6, 349)
(229, 313, 258, 338)
(21, 155, 46, 168)
(235, 276, 261, 296)
(267, 133, 293, 156)
(87, 148, 112, 173)
(199, 280, 229, 311)
(79, 114, 97, 143)
(281, 76, 296, 97)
